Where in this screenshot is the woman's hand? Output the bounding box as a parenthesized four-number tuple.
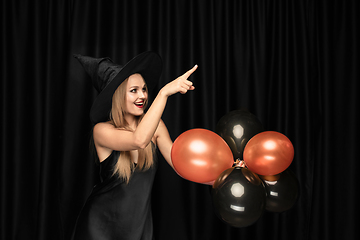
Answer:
(160, 65, 198, 97)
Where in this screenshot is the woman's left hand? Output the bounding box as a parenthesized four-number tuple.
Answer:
(160, 65, 198, 97)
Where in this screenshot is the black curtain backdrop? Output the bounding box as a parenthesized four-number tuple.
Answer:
(1, 0, 359, 239)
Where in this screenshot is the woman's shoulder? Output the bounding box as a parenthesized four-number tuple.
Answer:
(93, 121, 118, 133)
(94, 121, 130, 130)
(93, 121, 130, 144)
(93, 122, 115, 142)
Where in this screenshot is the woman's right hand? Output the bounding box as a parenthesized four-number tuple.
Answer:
(160, 65, 198, 97)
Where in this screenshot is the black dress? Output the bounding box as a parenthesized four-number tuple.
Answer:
(72, 151, 157, 240)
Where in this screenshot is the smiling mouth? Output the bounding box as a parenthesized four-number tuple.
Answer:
(134, 102, 144, 108)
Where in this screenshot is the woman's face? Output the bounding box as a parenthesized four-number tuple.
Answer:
(124, 73, 148, 117)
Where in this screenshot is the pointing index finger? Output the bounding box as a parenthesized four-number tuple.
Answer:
(181, 65, 198, 79)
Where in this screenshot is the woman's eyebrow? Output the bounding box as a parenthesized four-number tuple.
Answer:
(129, 84, 147, 89)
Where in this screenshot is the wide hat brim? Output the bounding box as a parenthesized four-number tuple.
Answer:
(90, 51, 162, 124)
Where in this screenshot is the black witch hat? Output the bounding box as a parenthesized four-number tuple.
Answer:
(74, 51, 162, 124)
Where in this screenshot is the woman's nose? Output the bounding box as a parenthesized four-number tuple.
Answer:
(138, 90, 146, 98)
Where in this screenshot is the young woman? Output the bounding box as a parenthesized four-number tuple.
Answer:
(72, 51, 197, 240)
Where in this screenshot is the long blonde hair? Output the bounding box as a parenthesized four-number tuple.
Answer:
(109, 77, 154, 183)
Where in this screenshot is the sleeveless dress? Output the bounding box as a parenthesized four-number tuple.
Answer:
(72, 150, 157, 240)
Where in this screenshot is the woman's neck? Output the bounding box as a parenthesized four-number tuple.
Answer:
(124, 114, 138, 130)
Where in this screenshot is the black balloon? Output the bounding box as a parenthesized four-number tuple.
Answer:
(216, 110, 263, 160)
(212, 167, 266, 228)
(261, 169, 299, 212)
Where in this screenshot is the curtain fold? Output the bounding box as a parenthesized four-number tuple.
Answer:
(1, 0, 359, 239)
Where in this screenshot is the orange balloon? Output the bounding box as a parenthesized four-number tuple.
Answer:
(171, 129, 234, 184)
(243, 131, 294, 176)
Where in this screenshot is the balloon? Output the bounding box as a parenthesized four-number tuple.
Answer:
(260, 169, 299, 212)
(215, 110, 263, 160)
(243, 131, 294, 176)
(212, 167, 266, 228)
(171, 129, 234, 184)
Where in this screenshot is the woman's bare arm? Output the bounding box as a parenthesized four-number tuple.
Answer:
(93, 65, 198, 155)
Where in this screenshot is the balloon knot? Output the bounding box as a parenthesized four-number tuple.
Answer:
(234, 159, 246, 168)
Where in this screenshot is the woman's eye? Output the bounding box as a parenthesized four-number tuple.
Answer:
(130, 89, 136, 93)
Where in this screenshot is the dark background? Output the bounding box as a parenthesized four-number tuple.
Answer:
(1, 0, 359, 239)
